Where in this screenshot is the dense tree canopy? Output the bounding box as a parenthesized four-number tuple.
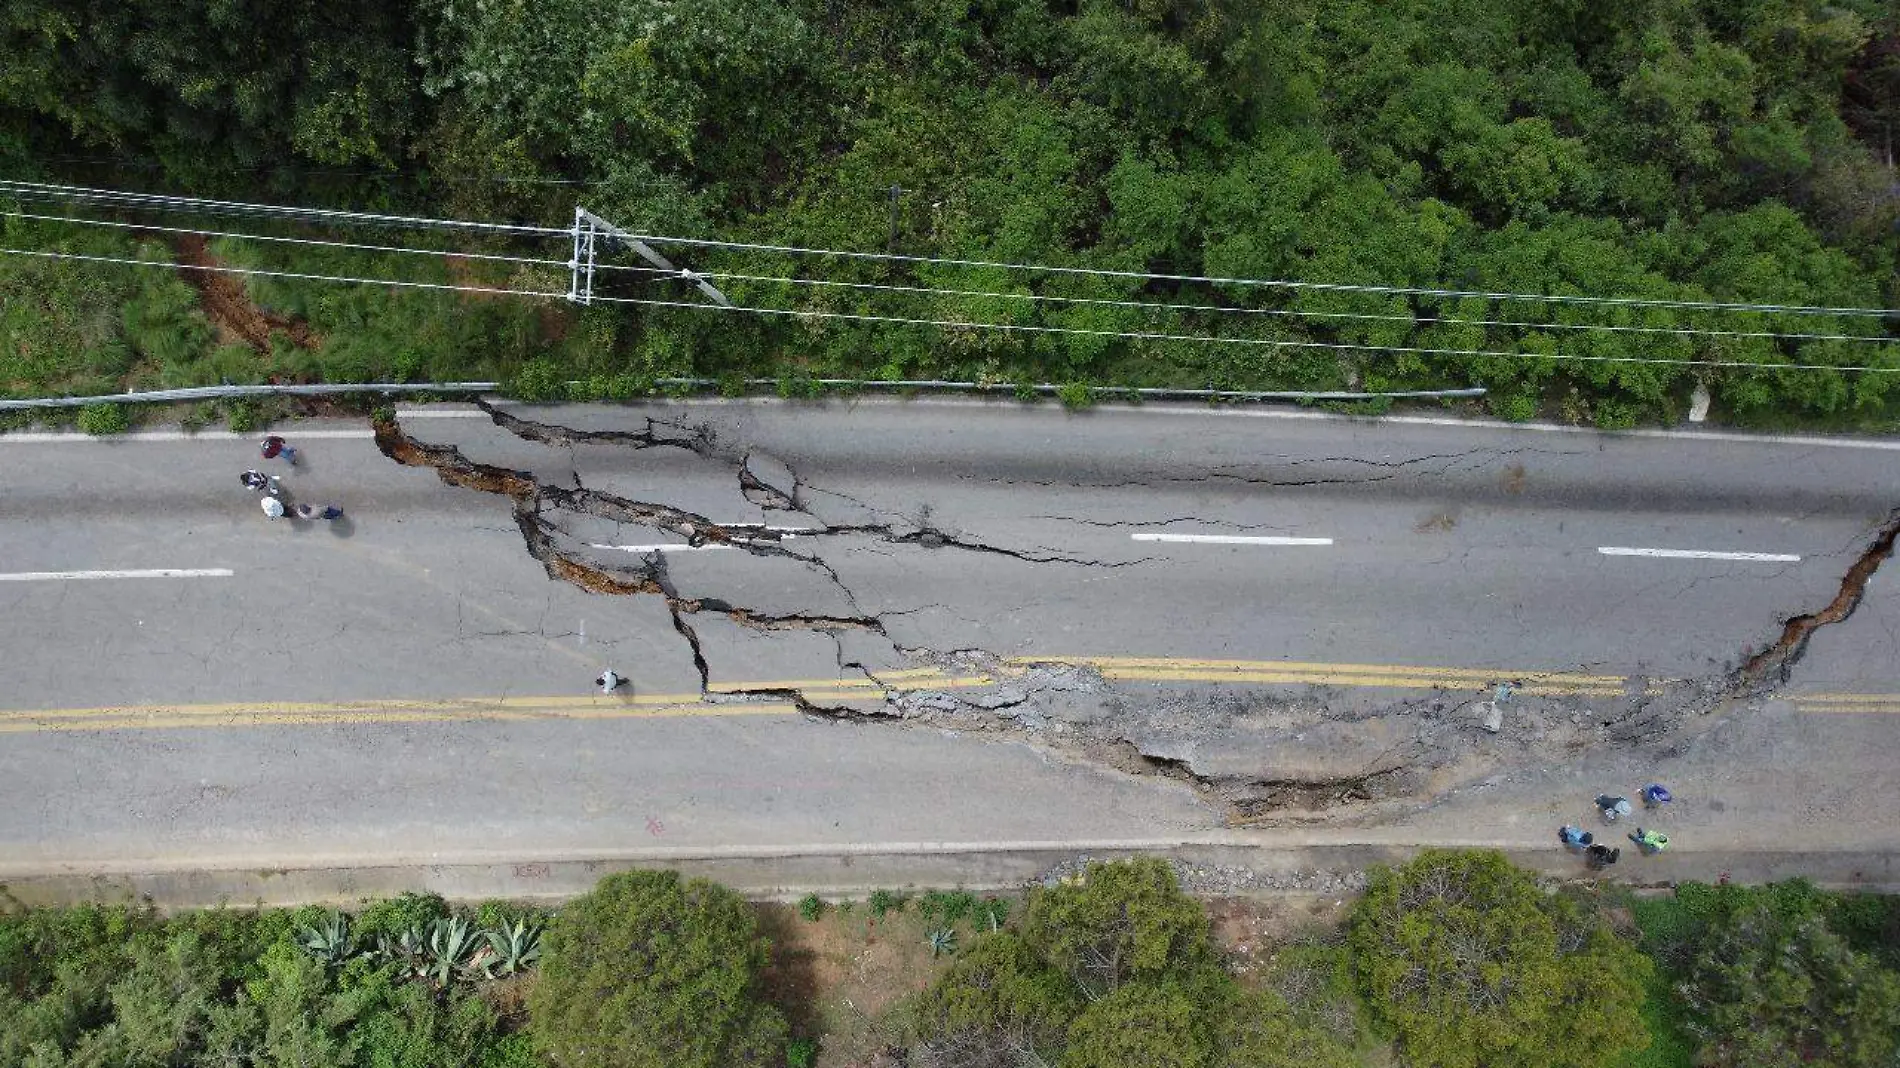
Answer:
(2, 0, 1898, 423)
(529, 870, 787, 1068)
(1350, 848, 1653, 1068)
(903, 859, 1353, 1068)
(1672, 886, 1900, 1068)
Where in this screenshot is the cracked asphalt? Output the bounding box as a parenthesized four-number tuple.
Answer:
(2, 398, 1897, 881)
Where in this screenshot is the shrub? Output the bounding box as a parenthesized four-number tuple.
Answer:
(918, 890, 978, 927)
(785, 1036, 817, 1068)
(869, 889, 908, 918)
(797, 894, 826, 922)
(76, 402, 130, 435)
(1488, 392, 1538, 422)
(1056, 382, 1095, 409)
(529, 870, 787, 1068)
(1349, 849, 1651, 1068)
(978, 897, 1010, 930)
(356, 892, 449, 942)
(506, 357, 568, 402)
(225, 400, 261, 433)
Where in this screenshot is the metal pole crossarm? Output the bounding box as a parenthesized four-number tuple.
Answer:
(575, 208, 731, 308)
(568, 206, 597, 305)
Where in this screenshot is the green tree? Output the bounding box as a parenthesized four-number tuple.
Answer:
(1062, 981, 1210, 1068)
(1214, 986, 1357, 1068)
(529, 870, 788, 1068)
(1349, 848, 1652, 1068)
(0, 0, 421, 183)
(907, 931, 1083, 1067)
(1679, 900, 1900, 1068)
(1023, 858, 1220, 997)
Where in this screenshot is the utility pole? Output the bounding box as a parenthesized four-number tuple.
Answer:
(569, 207, 730, 308)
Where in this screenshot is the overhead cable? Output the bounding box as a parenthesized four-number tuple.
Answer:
(0, 247, 568, 299)
(585, 293, 1900, 374)
(13, 178, 1896, 322)
(598, 262, 1899, 345)
(619, 232, 1900, 320)
(0, 178, 568, 235)
(6, 245, 1895, 376)
(14, 205, 1888, 346)
(0, 210, 570, 269)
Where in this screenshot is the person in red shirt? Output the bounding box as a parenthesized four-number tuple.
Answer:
(260, 435, 298, 465)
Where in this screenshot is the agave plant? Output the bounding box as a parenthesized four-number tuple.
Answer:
(926, 927, 957, 958)
(477, 918, 544, 978)
(377, 925, 432, 981)
(425, 916, 483, 986)
(297, 911, 353, 966)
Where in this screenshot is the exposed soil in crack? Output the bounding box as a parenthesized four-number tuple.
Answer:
(170, 235, 319, 352)
(1738, 507, 1900, 687)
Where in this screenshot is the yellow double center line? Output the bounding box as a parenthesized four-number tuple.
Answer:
(1009, 656, 1638, 696)
(3, 659, 1888, 734)
(1791, 693, 1900, 715)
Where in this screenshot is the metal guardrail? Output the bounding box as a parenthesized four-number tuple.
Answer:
(0, 379, 1483, 412)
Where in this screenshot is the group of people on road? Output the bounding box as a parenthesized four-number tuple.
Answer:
(1560, 784, 1674, 869)
(241, 435, 345, 522)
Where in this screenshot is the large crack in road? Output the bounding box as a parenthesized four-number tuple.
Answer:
(372, 404, 1900, 824)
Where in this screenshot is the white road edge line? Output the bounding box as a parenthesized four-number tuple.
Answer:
(0, 430, 374, 443)
(0, 568, 236, 582)
(663, 397, 1900, 452)
(1131, 533, 1333, 546)
(1597, 546, 1801, 563)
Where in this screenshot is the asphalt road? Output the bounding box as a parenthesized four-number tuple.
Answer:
(2, 398, 1896, 884)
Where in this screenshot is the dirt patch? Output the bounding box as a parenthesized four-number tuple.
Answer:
(1206, 895, 1354, 981)
(759, 901, 968, 1067)
(170, 234, 319, 351)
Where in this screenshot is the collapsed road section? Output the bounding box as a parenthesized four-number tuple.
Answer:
(373, 399, 1900, 822)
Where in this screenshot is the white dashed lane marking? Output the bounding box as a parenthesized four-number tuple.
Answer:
(1597, 546, 1801, 563)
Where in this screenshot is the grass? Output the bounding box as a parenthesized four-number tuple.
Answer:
(1617, 896, 1698, 1068)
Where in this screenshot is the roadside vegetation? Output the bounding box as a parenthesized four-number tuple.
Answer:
(6, 852, 1898, 1067)
(3, 0, 1898, 429)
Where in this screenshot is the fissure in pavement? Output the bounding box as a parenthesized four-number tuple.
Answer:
(371, 406, 1896, 823)
(1738, 506, 1900, 687)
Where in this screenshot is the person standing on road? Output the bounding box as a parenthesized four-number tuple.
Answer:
(1630, 829, 1670, 855)
(261, 435, 298, 466)
(596, 670, 627, 694)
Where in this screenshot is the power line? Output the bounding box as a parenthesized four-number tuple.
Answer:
(0, 210, 570, 269)
(0, 246, 567, 300)
(6, 245, 1896, 376)
(0, 179, 568, 235)
(619, 232, 1900, 320)
(13, 203, 1891, 346)
(14, 178, 1896, 324)
(585, 292, 1900, 375)
(598, 262, 1900, 346)
(27, 155, 606, 184)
